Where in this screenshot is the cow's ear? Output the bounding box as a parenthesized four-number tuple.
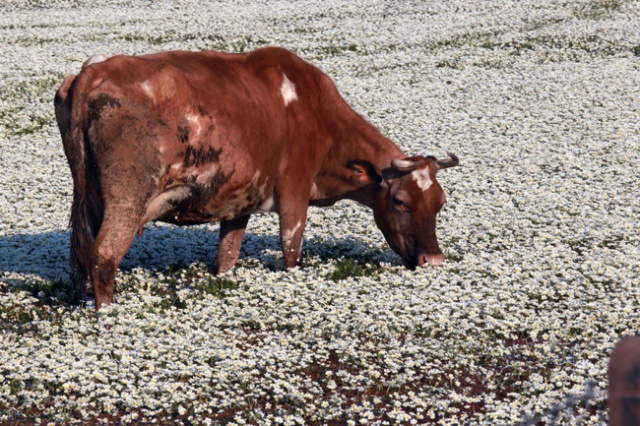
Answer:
(347, 160, 382, 186)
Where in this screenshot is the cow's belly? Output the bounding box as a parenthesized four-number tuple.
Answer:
(141, 170, 275, 228)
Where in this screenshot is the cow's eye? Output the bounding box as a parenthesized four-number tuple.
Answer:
(393, 197, 410, 212)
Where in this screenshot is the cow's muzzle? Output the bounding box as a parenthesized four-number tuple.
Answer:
(417, 252, 444, 267)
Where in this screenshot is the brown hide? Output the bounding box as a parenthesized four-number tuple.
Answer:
(55, 47, 459, 308)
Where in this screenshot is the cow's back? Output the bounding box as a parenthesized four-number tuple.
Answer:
(70, 48, 327, 227)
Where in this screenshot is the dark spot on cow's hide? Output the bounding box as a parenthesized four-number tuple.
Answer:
(209, 168, 233, 195)
(182, 145, 222, 168)
(161, 168, 235, 225)
(187, 100, 212, 118)
(195, 104, 209, 117)
(195, 167, 233, 203)
(87, 94, 122, 124)
(246, 181, 262, 205)
(177, 125, 189, 144)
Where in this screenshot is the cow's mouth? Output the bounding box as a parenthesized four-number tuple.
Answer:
(417, 252, 445, 267)
(401, 251, 445, 269)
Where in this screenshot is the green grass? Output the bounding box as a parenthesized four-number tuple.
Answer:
(573, 0, 622, 20)
(11, 279, 72, 306)
(197, 277, 239, 296)
(480, 40, 493, 49)
(0, 73, 64, 136)
(319, 43, 359, 57)
(11, 115, 51, 136)
(328, 258, 382, 282)
(435, 59, 461, 69)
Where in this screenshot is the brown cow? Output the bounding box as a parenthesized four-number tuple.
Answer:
(54, 47, 459, 309)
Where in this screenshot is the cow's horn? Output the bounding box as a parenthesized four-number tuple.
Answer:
(391, 157, 425, 172)
(436, 152, 460, 170)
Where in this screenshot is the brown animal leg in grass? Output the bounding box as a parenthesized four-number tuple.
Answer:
(278, 202, 308, 268)
(89, 208, 140, 309)
(218, 214, 250, 274)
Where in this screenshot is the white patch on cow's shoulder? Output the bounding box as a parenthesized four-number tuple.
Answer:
(280, 73, 298, 106)
(86, 54, 109, 66)
(412, 168, 433, 192)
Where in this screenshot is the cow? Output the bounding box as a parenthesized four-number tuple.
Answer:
(54, 47, 459, 309)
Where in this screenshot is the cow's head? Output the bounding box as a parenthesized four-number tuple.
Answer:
(350, 153, 459, 268)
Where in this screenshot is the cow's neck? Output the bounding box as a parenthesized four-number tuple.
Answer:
(314, 110, 404, 209)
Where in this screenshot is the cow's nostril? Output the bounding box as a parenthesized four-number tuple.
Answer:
(418, 253, 444, 267)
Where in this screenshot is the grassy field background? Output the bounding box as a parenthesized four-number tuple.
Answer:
(1, 0, 639, 424)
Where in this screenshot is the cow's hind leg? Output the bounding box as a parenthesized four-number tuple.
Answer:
(217, 214, 250, 274)
(89, 205, 141, 309)
(85, 96, 165, 308)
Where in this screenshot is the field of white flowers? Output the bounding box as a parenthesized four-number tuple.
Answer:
(1, 0, 639, 424)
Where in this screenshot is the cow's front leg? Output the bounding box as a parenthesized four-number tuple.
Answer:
(218, 214, 250, 274)
(278, 204, 308, 268)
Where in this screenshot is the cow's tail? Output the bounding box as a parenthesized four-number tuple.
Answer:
(55, 73, 93, 304)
